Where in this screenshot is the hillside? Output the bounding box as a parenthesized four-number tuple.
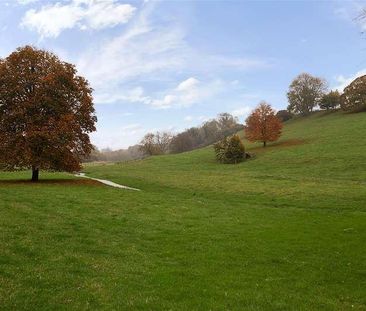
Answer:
(0, 111, 365, 310)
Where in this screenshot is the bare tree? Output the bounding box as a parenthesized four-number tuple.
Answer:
(139, 131, 173, 156)
(155, 131, 173, 154)
(139, 133, 159, 156)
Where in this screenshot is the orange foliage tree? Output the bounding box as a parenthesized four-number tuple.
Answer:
(244, 102, 282, 147)
(0, 46, 97, 181)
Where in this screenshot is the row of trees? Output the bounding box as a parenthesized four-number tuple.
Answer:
(84, 144, 143, 162)
(139, 113, 243, 156)
(286, 72, 365, 116)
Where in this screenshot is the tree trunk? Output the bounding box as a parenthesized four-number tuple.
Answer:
(31, 167, 39, 182)
(263, 141, 267, 147)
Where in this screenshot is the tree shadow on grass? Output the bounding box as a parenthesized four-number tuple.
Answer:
(249, 139, 308, 153)
(0, 179, 101, 186)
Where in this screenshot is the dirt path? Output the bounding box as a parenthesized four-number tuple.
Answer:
(75, 173, 140, 191)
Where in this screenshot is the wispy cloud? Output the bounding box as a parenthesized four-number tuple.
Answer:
(95, 77, 228, 110)
(15, 0, 274, 149)
(74, 1, 271, 106)
(77, 1, 187, 93)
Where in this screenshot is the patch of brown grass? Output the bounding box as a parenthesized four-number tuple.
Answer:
(0, 178, 101, 187)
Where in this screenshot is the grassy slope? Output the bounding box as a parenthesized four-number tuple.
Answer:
(0, 111, 365, 310)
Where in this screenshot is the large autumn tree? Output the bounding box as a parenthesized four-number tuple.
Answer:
(244, 102, 282, 147)
(287, 73, 327, 115)
(0, 46, 97, 181)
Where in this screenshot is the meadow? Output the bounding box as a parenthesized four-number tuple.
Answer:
(0, 111, 365, 310)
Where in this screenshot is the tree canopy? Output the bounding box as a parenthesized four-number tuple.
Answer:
(320, 90, 341, 110)
(287, 73, 327, 115)
(0, 46, 96, 181)
(245, 102, 283, 147)
(139, 132, 173, 156)
(341, 75, 366, 112)
(276, 110, 293, 122)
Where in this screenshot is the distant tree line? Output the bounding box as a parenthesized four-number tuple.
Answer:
(83, 145, 144, 163)
(139, 113, 244, 156)
(283, 72, 366, 120)
(83, 112, 243, 162)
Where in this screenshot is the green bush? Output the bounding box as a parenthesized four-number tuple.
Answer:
(214, 134, 246, 164)
(276, 110, 293, 122)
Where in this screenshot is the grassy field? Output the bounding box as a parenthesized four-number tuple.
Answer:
(0, 111, 365, 310)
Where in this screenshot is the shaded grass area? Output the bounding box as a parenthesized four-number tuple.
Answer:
(0, 111, 366, 310)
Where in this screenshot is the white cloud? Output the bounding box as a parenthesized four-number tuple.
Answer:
(184, 116, 193, 122)
(94, 76, 228, 110)
(95, 86, 151, 105)
(333, 69, 366, 91)
(150, 77, 225, 109)
(94, 75, 252, 115)
(231, 106, 252, 118)
(177, 77, 199, 92)
(21, 0, 136, 38)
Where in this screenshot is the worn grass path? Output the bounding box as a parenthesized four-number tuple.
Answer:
(75, 173, 141, 191)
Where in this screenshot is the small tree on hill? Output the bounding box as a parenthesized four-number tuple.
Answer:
(0, 46, 97, 181)
(139, 133, 160, 156)
(341, 75, 366, 112)
(319, 90, 341, 110)
(155, 131, 173, 154)
(287, 73, 327, 115)
(245, 102, 283, 147)
(139, 131, 172, 156)
(214, 134, 245, 164)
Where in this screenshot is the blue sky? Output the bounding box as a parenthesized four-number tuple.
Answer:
(1, 0, 366, 149)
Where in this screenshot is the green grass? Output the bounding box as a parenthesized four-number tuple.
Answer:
(0, 111, 365, 310)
